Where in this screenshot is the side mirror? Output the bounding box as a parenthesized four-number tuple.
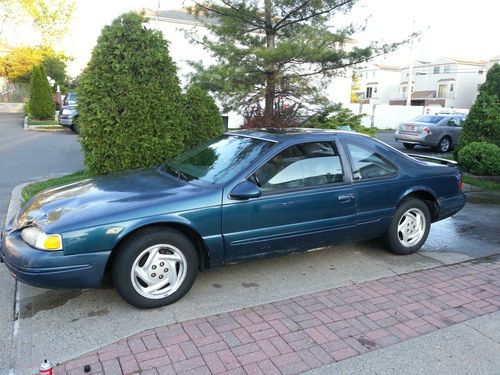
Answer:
(229, 181, 262, 200)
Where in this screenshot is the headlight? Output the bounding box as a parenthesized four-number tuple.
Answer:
(61, 109, 73, 115)
(21, 227, 63, 251)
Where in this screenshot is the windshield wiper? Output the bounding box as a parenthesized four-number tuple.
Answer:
(163, 164, 189, 181)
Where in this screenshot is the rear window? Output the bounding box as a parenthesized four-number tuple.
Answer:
(412, 115, 444, 124)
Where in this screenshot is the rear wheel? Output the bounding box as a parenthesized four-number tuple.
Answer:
(112, 227, 198, 308)
(403, 143, 415, 149)
(436, 136, 451, 153)
(384, 198, 431, 255)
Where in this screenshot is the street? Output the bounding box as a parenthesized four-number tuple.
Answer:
(0, 115, 499, 374)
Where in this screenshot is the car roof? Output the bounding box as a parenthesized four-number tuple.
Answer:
(226, 128, 358, 143)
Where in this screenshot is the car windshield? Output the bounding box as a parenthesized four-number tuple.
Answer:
(411, 115, 444, 124)
(164, 135, 275, 184)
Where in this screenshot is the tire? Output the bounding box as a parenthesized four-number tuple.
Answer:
(403, 143, 415, 149)
(112, 227, 198, 308)
(436, 136, 451, 153)
(384, 198, 431, 255)
(70, 122, 79, 133)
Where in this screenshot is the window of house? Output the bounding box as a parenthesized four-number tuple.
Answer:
(366, 87, 373, 98)
(478, 70, 484, 75)
(372, 71, 376, 78)
(345, 143, 397, 181)
(438, 84, 447, 97)
(374, 87, 378, 93)
(433, 66, 440, 74)
(402, 87, 407, 97)
(444, 65, 451, 73)
(251, 142, 344, 192)
(449, 83, 454, 92)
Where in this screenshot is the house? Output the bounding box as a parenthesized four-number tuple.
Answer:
(390, 57, 488, 108)
(354, 64, 401, 104)
(144, 8, 353, 128)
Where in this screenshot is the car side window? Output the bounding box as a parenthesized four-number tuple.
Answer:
(448, 118, 459, 127)
(251, 142, 344, 192)
(345, 143, 397, 181)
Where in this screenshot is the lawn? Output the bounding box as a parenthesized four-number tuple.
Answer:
(463, 175, 500, 191)
(21, 170, 90, 204)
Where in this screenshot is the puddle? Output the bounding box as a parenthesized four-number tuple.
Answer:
(18, 290, 82, 319)
(87, 308, 110, 318)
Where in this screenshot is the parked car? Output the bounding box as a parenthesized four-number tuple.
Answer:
(58, 105, 79, 133)
(394, 114, 466, 153)
(1, 129, 465, 308)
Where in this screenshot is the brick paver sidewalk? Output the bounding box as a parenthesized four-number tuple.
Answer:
(56, 256, 500, 375)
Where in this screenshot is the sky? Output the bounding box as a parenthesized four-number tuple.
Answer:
(38, 0, 500, 76)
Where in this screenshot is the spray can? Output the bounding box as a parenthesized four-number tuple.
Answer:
(39, 359, 53, 375)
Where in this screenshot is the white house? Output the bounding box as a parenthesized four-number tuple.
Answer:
(145, 8, 353, 128)
(354, 64, 401, 104)
(391, 57, 488, 108)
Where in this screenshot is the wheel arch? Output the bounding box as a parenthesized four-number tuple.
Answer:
(398, 187, 439, 220)
(104, 221, 211, 276)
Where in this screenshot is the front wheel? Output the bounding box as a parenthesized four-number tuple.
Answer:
(112, 227, 198, 308)
(384, 198, 431, 255)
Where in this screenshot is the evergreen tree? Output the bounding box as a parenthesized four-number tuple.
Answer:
(29, 64, 54, 120)
(78, 12, 187, 175)
(460, 63, 500, 147)
(188, 0, 404, 125)
(184, 85, 223, 149)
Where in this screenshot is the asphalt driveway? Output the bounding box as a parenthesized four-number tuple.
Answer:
(0, 113, 83, 375)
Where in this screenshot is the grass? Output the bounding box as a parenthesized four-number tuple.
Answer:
(463, 175, 500, 191)
(21, 170, 90, 204)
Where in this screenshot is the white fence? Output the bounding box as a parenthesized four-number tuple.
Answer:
(347, 103, 469, 130)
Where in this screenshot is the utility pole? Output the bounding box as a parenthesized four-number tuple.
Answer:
(406, 19, 415, 106)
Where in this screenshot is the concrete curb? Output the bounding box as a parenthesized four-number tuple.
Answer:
(5, 182, 30, 226)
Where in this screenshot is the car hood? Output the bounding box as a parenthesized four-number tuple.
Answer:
(17, 168, 218, 232)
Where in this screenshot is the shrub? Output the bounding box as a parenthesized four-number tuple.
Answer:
(78, 12, 187, 175)
(457, 142, 500, 176)
(460, 63, 500, 148)
(307, 105, 375, 137)
(29, 65, 55, 120)
(184, 85, 223, 149)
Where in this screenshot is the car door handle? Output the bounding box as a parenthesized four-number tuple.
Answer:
(338, 194, 354, 202)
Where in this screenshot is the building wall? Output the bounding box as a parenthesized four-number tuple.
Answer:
(357, 66, 400, 104)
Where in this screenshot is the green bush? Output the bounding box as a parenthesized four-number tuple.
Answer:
(307, 105, 375, 137)
(78, 12, 187, 175)
(29, 65, 54, 120)
(460, 63, 500, 148)
(184, 85, 223, 149)
(457, 142, 500, 176)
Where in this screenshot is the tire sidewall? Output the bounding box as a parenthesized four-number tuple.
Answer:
(113, 228, 198, 308)
(438, 137, 451, 153)
(386, 198, 431, 255)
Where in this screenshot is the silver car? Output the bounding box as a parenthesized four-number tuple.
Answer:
(394, 114, 466, 153)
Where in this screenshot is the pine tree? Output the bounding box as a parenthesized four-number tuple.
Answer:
(460, 63, 500, 147)
(188, 0, 404, 125)
(78, 12, 187, 175)
(29, 64, 55, 120)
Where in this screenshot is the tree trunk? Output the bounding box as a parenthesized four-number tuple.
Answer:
(263, 0, 275, 124)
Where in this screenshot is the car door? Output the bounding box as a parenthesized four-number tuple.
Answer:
(446, 117, 461, 146)
(342, 140, 400, 239)
(221, 140, 356, 262)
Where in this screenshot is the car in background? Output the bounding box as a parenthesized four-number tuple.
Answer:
(58, 105, 79, 133)
(394, 114, 466, 153)
(1, 129, 465, 308)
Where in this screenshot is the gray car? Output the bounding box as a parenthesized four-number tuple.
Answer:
(394, 114, 466, 153)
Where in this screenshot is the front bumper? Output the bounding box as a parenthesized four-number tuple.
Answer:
(395, 131, 437, 147)
(1, 229, 110, 289)
(58, 117, 73, 126)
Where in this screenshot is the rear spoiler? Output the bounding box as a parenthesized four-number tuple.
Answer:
(407, 153, 458, 167)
